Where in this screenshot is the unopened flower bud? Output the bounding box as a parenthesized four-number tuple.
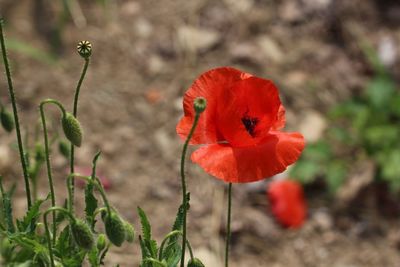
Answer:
(58, 140, 71, 159)
(0, 108, 14, 132)
(103, 212, 126, 247)
(71, 219, 94, 250)
(124, 221, 135, 243)
(62, 112, 83, 147)
(77, 40, 92, 59)
(193, 97, 207, 114)
(96, 234, 107, 251)
(34, 143, 45, 162)
(187, 258, 205, 267)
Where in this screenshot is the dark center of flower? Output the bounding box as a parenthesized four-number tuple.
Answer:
(241, 115, 259, 137)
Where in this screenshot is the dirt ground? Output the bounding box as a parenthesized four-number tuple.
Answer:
(1, 0, 400, 266)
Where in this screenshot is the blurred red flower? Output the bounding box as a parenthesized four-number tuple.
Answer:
(267, 179, 306, 228)
(176, 67, 305, 183)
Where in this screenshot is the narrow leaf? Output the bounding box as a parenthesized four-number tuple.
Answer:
(137, 207, 151, 241)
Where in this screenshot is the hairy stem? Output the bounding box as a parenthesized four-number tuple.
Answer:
(69, 58, 89, 213)
(0, 19, 32, 208)
(39, 99, 67, 245)
(180, 113, 200, 267)
(225, 183, 233, 267)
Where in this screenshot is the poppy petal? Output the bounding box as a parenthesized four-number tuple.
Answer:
(216, 76, 282, 147)
(271, 105, 286, 131)
(267, 179, 307, 228)
(191, 132, 305, 183)
(176, 67, 252, 144)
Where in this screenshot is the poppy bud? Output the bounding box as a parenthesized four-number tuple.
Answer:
(267, 179, 307, 228)
(193, 97, 207, 114)
(58, 140, 71, 159)
(0, 108, 14, 132)
(77, 40, 92, 59)
(103, 212, 126, 247)
(61, 112, 83, 147)
(71, 219, 94, 250)
(124, 221, 135, 243)
(1, 238, 12, 258)
(34, 143, 45, 162)
(96, 234, 107, 251)
(187, 258, 205, 267)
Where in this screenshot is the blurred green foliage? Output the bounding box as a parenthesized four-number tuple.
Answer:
(291, 45, 400, 193)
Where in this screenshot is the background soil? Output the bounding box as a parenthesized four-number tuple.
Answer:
(1, 0, 400, 266)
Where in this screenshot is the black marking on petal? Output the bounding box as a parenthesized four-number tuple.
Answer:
(241, 115, 259, 137)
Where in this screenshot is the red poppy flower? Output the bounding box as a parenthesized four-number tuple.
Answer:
(176, 67, 305, 183)
(267, 179, 306, 228)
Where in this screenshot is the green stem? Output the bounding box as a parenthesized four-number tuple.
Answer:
(225, 183, 232, 267)
(39, 99, 67, 245)
(43, 207, 76, 267)
(69, 57, 89, 213)
(0, 19, 32, 208)
(93, 207, 107, 218)
(94, 176, 112, 216)
(180, 112, 200, 267)
(143, 258, 167, 267)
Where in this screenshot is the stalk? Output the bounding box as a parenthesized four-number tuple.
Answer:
(180, 113, 200, 267)
(69, 56, 90, 212)
(39, 99, 67, 245)
(0, 19, 32, 208)
(225, 183, 233, 267)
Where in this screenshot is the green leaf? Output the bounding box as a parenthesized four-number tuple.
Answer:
(7, 38, 57, 65)
(55, 225, 71, 257)
(85, 182, 98, 230)
(137, 207, 152, 241)
(163, 195, 190, 263)
(137, 207, 158, 258)
(366, 75, 395, 109)
(325, 161, 347, 194)
(380, 150, 400, 192)
(290, 161, 320, 184)
(7, 232, 50, 265)
(88, 246, 99, 267)
(99, 245, 109, 265)
(364, 125, 399, 149)
(165, 242, 181, 267)
(147, 239, 158, 258)
(139, 235, 151, 266)
(17, 194, 49, 234)
(86, 152, 101, 230)
(0, 177, 15, 233)
(304, 141, 331, 162)
(389, 94, 400, 117)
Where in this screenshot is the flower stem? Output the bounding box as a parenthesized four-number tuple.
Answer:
(225, 182, 233, 267)
(0, 19, 32, 208)
(43, 207, 76, 267)
(69, 57, 89, 213)
(39, 99, 67, 245)
(180, 112, 200, 267)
